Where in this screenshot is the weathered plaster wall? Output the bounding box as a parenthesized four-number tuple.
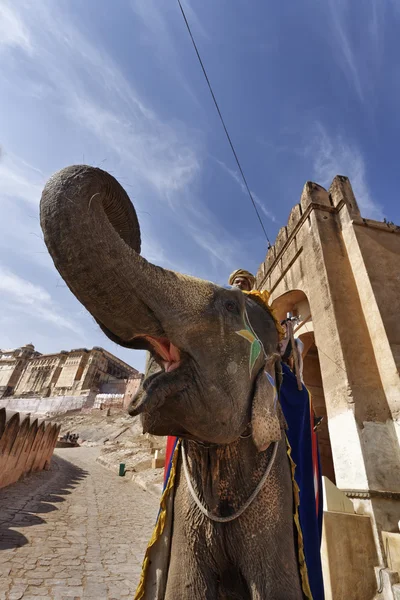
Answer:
(93, 394, 124, 409)
(356, 226, 400, 371)
(258, 178, 400, 481)
(8, 346, 139, 400)
(258, 180, 375, 491)
(54, 352, 87, 390)
(0, 408, 60, 489)
(99, 380, 127, 395)
(0, 345, 39, 397)
(123, 376, 142, 409)
(79, 351, 106, 392)
(0, 363, 17, 388)
(340, 215, 400, 419)
(0, 395, 93, 416)
(14, 354, 66, 397)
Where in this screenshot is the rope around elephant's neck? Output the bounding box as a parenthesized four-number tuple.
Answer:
(181, 439, 279, 523)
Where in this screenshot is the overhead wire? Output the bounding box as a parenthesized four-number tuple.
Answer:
(177, 0, 272, 247)
(177, 2, 351, 379)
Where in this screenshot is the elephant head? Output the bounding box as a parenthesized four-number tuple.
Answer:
(40, 166, 282, 450)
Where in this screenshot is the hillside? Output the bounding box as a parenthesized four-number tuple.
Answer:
(56, 409, 166, 496)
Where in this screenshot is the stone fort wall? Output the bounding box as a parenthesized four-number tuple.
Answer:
(0, 394, 94, 417)
(255, 174, 400, 571)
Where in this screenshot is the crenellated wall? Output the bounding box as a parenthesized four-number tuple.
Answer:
(0, 408, 60, 489)
(256, 180, 337, 289)
(255, 175, 400, 574)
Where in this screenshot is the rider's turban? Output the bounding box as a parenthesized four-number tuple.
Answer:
(228, 269, 256, 289)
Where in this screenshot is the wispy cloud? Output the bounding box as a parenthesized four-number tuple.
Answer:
(0, 1, 32, 53)
(0, 196, 52, 271)
(0, 148, 53, 270)
(214, 158, 277, 223)
(317, 0, 400, 105)
(3, 0, 248, 280)
(325, 0, 364, 102)
(309, 122, 384, 220)
(189, 219, 238, 271)
(131, 0, 178, 57)
(0, 265, 81, 335)
(5, 1, 201, 201)
(0, 149, 44, 205)
(130, 0, 207, 107)
(68, 95, 201, 199)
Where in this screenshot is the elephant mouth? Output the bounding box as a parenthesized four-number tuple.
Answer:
(128, 336, 185, 417)
(143, 335, 181, 373)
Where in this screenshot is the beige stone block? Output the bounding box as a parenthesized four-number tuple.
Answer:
(151, 450, 164, 469)
(382, 532, 400, 575)
(329, 175, 360, 216)
(393, 583, 400, 600)
(322, 511, 378, 600)
(286, 204, 302, 237)
(274, 226, 288, 256)
(322, 476, 354, 514)
(300, 181, 330, 212)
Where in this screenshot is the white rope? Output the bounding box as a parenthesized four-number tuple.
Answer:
(181, 439, 279, 523)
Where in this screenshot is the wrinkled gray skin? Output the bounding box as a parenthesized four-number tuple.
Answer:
(40, 166, 303, 599)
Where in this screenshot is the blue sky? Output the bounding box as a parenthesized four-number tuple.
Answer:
(1, 0, 399, 373)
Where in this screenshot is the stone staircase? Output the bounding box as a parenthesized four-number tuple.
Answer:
(374, 531, 400, 599)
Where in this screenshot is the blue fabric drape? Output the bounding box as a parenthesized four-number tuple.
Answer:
(280, 363, 325, 600)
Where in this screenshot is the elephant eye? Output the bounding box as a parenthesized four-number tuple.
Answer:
(225, 300, 237, 313)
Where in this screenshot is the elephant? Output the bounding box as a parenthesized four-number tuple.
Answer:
(40, 165, 312, 599)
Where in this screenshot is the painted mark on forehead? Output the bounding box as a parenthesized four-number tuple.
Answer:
(226, 361, 238, 375)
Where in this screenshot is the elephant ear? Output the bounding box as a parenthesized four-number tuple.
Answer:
(251, 367, 283, 452)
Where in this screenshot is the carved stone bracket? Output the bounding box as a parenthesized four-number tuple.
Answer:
(343, 489, 400, 500)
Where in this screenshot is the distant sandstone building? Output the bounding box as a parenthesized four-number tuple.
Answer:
(0, 344, 140, 399)
(256, 175, 400, 597)
(123, 374, 143, 410)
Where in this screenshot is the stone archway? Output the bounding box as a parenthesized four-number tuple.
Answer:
(271, 289, 336, 483)
(301, 336, 336, 483)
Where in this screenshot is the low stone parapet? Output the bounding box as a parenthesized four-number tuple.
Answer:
(0, 408, 60, 489)
(0, 395, 93, 416)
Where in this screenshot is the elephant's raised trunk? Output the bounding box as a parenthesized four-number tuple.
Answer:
(40, 165, 214, 348)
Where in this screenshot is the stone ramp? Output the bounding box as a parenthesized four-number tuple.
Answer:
(0, 446, 159, 599)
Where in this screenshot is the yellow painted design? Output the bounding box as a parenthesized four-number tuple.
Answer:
(236, 311, 263, 374)
(134, 440, 181, 600)
(286, 435, 314, 600)
(236, 329, 256, 344)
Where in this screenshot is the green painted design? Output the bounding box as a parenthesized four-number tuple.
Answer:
(235, 309, 264, 375)
(249, 339, 262, 373)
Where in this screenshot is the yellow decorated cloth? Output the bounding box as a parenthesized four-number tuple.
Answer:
(243, 289, 285, 340)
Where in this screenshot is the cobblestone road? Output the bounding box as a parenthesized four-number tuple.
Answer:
(0, 447, 160, 600)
